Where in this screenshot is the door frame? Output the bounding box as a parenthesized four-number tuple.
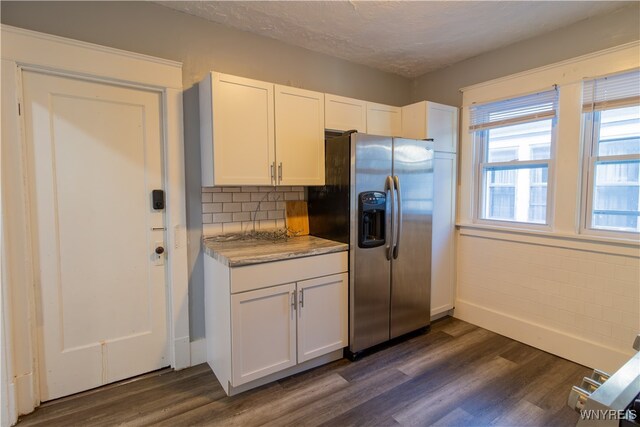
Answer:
(1, 25, 190, 423)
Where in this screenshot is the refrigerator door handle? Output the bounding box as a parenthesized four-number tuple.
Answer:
(385, 175, 395, 261)
(393, 175, 402, 259)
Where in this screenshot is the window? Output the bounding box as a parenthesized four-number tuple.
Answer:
(582, 70, 640, 234)
(470, 89, 558, 225)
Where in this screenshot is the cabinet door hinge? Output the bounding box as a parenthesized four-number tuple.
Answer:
(18, 103, 21, 116)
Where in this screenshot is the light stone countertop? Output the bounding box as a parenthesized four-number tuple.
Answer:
(202, 235, 348, 267)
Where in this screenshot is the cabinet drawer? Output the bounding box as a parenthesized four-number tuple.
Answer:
(230, 251, 348, 294)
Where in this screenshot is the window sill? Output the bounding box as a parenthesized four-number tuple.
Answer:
(456, 222, 640, 257)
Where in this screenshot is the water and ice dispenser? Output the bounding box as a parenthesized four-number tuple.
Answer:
(358, 191, 386, 248)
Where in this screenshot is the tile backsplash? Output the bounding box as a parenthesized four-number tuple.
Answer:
(202, 186, 306, 235)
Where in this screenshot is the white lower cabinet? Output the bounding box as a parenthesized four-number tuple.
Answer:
(205, 251, 348, 395)
(231, 283, 297, 386)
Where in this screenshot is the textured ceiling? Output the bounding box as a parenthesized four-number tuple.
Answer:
(158, 1, 630, 78)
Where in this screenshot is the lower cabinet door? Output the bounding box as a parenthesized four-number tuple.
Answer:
(231, 283, 297, 386)
(297, 273, 348, 363)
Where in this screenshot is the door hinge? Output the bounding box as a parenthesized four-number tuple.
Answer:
(18, 103, 21, 116)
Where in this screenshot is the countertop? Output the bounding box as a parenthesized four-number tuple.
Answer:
(202, 235, 348, 267)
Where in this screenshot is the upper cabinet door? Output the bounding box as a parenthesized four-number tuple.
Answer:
(401, 101, 459, 153)
(366, 102, 402, 137)
(325, 94, 367, 132)
(275, 85, 325, 186)
(200, 72, 275, 186)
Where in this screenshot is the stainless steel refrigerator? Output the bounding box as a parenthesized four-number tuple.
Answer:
(308, 132, 433, 356)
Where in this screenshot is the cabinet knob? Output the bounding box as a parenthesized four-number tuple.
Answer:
(155, 246, 165, 255)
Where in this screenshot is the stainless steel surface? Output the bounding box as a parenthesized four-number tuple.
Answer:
(576, 352, 640, 427)
(568, 386, 590, 412)
(291, 291, 296, 310)
(390, 138, 433, 339)
(299, 289, 304, 308)
(580, 377, 602, 393)
(392, 175, 402, 259)
(278, 162, 283, 182)
(270, 162, 275, 183)
(385, 175, 395, 261)
(349, 133, 393, 353)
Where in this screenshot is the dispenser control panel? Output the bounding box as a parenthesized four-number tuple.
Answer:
(358, 191, 386, 248)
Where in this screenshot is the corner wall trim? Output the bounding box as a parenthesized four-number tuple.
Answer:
(190, 339, 207, 366)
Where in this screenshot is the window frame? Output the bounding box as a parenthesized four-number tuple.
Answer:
(580, 107, 640, 238)
(473, 117, 557, 230)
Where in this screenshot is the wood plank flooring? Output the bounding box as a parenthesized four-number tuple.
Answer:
(17, 317, 589, 426)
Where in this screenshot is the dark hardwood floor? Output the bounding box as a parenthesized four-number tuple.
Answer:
(17, 317, 589, 426)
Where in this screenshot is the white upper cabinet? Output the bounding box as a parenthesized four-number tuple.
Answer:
(401, 101, 459, 153)
(200, 72, 325, 186)
(325, 94, 367, 132)
(275, 85, 325, 186)
(366, 102, 402, 137)
(200, 72, 275, 186)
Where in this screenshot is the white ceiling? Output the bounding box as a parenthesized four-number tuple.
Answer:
(158, 1, 629, 78)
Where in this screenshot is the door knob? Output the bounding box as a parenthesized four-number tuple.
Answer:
(155, 246, 165, 255)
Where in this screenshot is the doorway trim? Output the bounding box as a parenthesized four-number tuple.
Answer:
(1, 25, 190, 423)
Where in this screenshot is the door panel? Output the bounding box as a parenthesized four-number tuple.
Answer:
(432, 152, 457, 316)
(211, 73, 275, 185)
(231, 283, 297, 386)
(275, 85, 325, 186)
(390, 138, 433, 338)
(297, 273, 348, 363)
(325, 94, 366, 132)
(22, 71, 168, 400)
(350, 133, 392, 352)
(366, 102, 402, 137)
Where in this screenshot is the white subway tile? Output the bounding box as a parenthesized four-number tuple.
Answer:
(251, 192, 269, 202)
(211, 213, 233, 223)
(202, 187, 221, 193)
(291, 186, 304, 192)
(241, 186, 259, 193)
(268, 210, 284, 220)
(222, 222, 242, 234)
(284, 192, 299, 201)
(202, 214, 213, 224)
(242, 202, 259, 212)
(259, 202, 276, 211)
(211, 193, 232, 203)
(232, 193, 251, 202)
(222, 187, 241, 192)
(201, 193, 213, 203)
(233, 212, 251, 222)
(259, 186, 275, 192)
(202, 203, 223, 213)
(259, 219, 277, 230)
(223, 203, 242, 213)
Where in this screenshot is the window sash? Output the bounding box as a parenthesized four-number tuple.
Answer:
(469, 89, 558, 132)
(582, 107, 640, 235)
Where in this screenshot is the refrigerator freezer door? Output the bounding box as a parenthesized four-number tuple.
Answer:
(350, 134, 393, 353)
(390, 138, 434, 338)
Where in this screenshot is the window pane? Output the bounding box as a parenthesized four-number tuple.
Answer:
(487, 119, 552, 162)
(483, 165, 548, 224)
(592, 160, 640, 232)
(598, 105, 640, 156)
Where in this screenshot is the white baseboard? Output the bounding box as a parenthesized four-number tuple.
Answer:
(189, 338, 207, 366)
(454, 299, 634, 373)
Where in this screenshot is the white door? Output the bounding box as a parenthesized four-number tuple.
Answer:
(274, 85, 325, 186)
(231, 283, 297, 386)
(297, 273, 348, 363)
(366, 102, 402, 137)
(22, 71, 169, 401)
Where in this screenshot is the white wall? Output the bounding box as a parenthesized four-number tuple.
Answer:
(456, 43, 640, 372)
(411, 3, 640, 107)
(0, 1, 412, 341)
